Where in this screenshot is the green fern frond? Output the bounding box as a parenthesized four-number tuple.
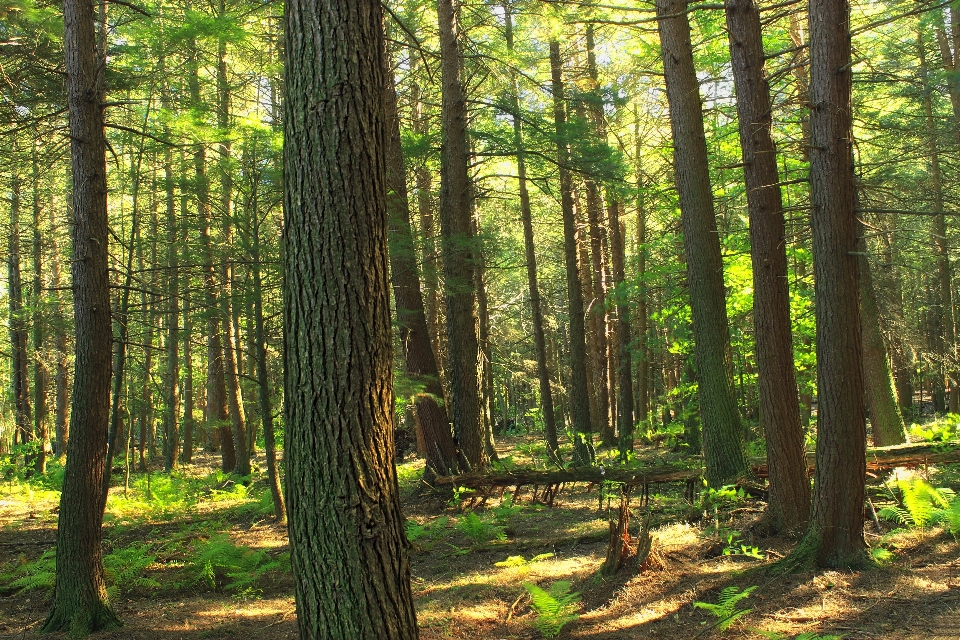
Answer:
(524, 581, 580, 638)
(693, 585, 756, 632)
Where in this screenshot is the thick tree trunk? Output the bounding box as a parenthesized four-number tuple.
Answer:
(42, 0, 120, 627)
(384, 57, 460, 480)
(550, 40, 595, 465)
(657, 0, 747, 486)
(282, 1, 419, 636)
(725, 0, 810, 532)
(438, 0, 485, 471)
(803, 0, 868, 567)
(504, 3, 560, 460)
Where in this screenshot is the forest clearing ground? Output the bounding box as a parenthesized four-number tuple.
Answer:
(1, 438, 960, 639)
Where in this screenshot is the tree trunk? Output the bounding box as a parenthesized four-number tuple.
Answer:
(725, 0, 810, 532)
(282, 0, 419, 635)
(473, 210, 498, 461)
(31, 146, 49, 474)
(8, 174, 32, 450)
(551, 40, 595, 466)
(42, 0, 120, 626)
(383, 54, 460, 480)
(217, 3, 251, 478)
(186, 29, 234, 472)
(163, 140, 181, 472)
(608, 199, 635, 460)
(634, 113, 649, 428)
(803, 0, 868, 567)
(657, 0, 747, 486)
(51, 175, 69, 457)
(584, 24, 614, 447)
(504, 2, 559, 460)
(182, 292, 195, 464)
(438, 0, 485, 471)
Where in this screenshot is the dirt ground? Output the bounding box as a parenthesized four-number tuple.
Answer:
(3, 446, 960, 639)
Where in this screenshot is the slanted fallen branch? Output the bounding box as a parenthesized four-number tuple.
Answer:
(433, 441, 960, 492)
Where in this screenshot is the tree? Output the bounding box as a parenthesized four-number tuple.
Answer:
(282, 0, 419, 637)
(725, 0, 810, 532)
(550, 39, 595, 466)
(438, 0, 486, 471)
(657, 0, 747, 486)
(802, 0, 868, 568)
(41, 0, 121, 628)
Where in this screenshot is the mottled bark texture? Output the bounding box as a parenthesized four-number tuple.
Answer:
(804, 0, 868, 567)
(384, 55, 460, 479)
(657, 0, 747, 486)
(438, 0, 486, 471)
(282, 1, 419, 637)
(505, 3, 559, 460)
(41, 0, 120, 629)
(725, 0, 810, 532)
(8, 175, 32, 449)
(551, 40, 595, 465)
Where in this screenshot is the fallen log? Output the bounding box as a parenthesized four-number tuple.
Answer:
(433, 441, 960, 490)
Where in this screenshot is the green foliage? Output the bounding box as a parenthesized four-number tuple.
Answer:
(909, 415, 960, 442)
(877, 478, 952, 530)
(448, 485, 476, 509)
(495, 553, 552, 568)
(523, 580, 580, 638)
(455, 511, 506, 544)
(0, 548, 55, 595)
(179, 533, 288, 593)
(103, 543, 160, 598)
(405, 516, 449, 544)
(693, 585, 756, 632)
(721, 532, 763, 559)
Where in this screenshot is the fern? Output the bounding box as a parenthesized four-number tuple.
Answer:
(693, 585, 756, 632)
(0, 549, 56, 595)
(878, 479, 950, 529)
(103, 543, 161, 598)
(456, 511, 506, 544)
(495, 553, 552, 568)
(523, 581, 580, 638)
(180, 533, 288, 592)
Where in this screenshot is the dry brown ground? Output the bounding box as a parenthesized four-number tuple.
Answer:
(2, 444, 960, 640)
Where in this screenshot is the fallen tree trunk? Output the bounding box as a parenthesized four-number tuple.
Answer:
(433, 441, 960, 490)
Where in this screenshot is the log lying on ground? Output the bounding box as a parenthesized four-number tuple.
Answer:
(433, 441, 960, 490)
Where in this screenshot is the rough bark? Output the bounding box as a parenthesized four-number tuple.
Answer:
(384, 56, 460, 479)
(282, 1, 419, 636)
(504, 2, 559, 460)
(634, 113, 650, 428)
(803, 0, 868, 567)
(550, 40, 595, 465)
(42, 0, 120, 627)
(725, 0, 810, 532)
(438, 0, 485, 471)
(607, 199, 635, 460)
(51, 176, 69, 457)
(657, 0, 747, 486)
(182, 292, 195, 464)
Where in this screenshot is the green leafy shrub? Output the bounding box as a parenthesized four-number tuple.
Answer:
(523, 580, 580, 638)
(456, 511, 505, 543)
(878, 478, 951, 529)
(0, 548, 55, 595)
(909, 415, 959, 442)
(103, 543, 161, 598)
(180, 533, 288, 592)
(693, 585, 756, 633)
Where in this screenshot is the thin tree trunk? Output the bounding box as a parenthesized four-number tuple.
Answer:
(608, 199, 635, 460)
(438, 0, 485, 471)
(31, 146, 49, 474)
(634, 113, 649, 429)
(725, 0, 810, 532)
(182, 293, 195, 464)
(383, 59, 460, 480)
(282, 0, 419, 634)
(8, 174, 32, 450)
(550, 40, 595, 465)
(504, 2, 559, 460)
(51, 172, 69, 457)
(657, 0, 747, 486)
(163, 142, 181, 472)
(187, 29, 234, 472)
(217, 2, 251, 478)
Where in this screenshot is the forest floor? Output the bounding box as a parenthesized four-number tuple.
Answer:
(2, 436, 960, 639)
